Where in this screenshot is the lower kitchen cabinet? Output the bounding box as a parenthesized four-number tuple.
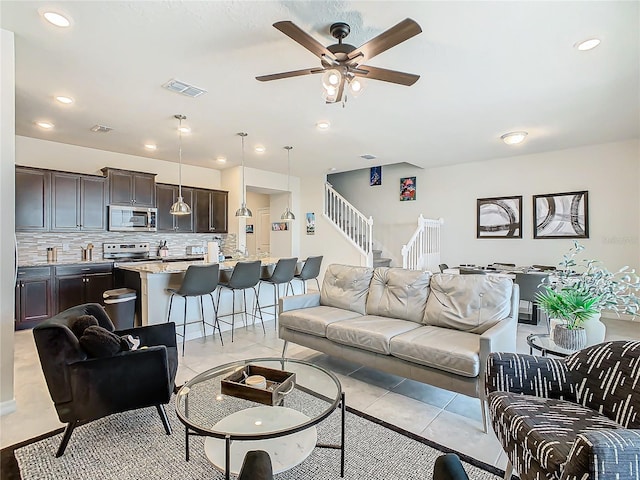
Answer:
(15, 267, 54, 330)
(55, 264, 114, 313)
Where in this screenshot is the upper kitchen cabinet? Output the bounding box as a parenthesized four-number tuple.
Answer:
(15, 167, 50, 231)
(51, 172, 106, 231)
(155, 183, 194, 233)
(102, 168, 156, 207)
(195, 189, 228, 233)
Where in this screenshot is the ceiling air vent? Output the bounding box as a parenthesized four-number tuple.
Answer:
(360, 154, 377, 160)
(90, 124, 113, 133)
(162, 79, 207, 98)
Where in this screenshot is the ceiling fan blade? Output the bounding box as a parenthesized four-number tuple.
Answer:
(274, 21, 335, 59)
(348, 18, 422, 62)
(256, 68, 321, 82)
(354, 65, 420, 86)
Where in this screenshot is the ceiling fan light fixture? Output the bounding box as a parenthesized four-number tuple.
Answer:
(501, 131, 528, 145)
(322, 69, 341, 90)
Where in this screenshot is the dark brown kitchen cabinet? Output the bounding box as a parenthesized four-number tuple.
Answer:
(15, 167, 50, 231)
(102, 168, 156, 207)
(195, 189, 228, 233)
(15, 266, 53, 330)
(155, 183, 194, 232)
(51, 172, 106, 231)
(55, 264, 113, 313)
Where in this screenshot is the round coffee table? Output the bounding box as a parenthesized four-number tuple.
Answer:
(175, 357, 345, 479)
(527, 333, 576, 357)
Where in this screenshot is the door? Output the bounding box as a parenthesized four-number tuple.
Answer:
(156, 184, 176, 232)
(256, 208, 271, 255)
(85, 273, 113, 304)
(51, 172, 80, 230)
(15, 167, 50, 231)
(211, 190, 228, 233)
(174, 187, 194, 232)
(81, 176, 107, 230)
(16, 278, 53, 329)
(56, 275, 85, 313)
(133, 173, 156, 207)
(109, 170, 134, 204)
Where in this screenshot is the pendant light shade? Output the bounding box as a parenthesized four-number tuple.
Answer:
(235, 132, 252, 218)
(280, 146, 295, 221)
(170, 114, 191, 216)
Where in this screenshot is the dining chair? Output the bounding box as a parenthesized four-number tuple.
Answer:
(256, 257, 298, 322)
(293, 255, 323, 293)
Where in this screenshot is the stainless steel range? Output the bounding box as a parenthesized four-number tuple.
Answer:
(103, 242, 161, 266)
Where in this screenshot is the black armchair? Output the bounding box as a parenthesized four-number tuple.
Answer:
(485, 341, 640, 480)
(33, 303, 178, 457)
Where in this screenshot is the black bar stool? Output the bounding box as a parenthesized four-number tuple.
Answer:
(216, 260, 264, 342)
(166, 263, 221, 356)
(293, 255, 323, 294)
(256, 257, 298, 322)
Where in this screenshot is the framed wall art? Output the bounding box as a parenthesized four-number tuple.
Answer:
(533, 190, 589, 239)
(370, 166, 382, 186)
(400, 177, 416, 201)
(271, 222, 289, 231)
(306, 212, 315, 235)
(476, 195, 522, 238)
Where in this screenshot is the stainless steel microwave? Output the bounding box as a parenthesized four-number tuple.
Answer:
(108, 205, 157, 232)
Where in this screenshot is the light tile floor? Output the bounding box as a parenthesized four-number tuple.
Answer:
(2, 316, 638, 472)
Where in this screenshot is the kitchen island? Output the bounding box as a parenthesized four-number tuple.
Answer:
(116, 257, 301, 341)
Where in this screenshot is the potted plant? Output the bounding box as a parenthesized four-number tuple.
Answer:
(536, 242, 640, 350)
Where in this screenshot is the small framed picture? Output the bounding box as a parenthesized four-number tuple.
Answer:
(533, 191, 589, 239)
(306, 212, 315, 235)
(477, 196, 523, 238)
(370, 166, 382, 186)
(245, 224, 254, 234)
(400, 177, 416, 201)
(271, 222, 289, 231)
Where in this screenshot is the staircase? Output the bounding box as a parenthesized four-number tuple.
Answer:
(373, 250, 392, 267)
(401, 215, 444, 271)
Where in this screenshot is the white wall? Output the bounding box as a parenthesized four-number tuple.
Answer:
(1, 29, 16, 415)
(327, 140, 640, 273)
(16, 136, 221, 189)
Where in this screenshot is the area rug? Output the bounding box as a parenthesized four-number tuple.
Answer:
(3, 402, 506, 480)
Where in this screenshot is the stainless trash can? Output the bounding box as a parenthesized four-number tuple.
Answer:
(103, 288, 137, 330)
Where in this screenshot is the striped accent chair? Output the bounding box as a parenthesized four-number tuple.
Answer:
(485, 341, 640, 480)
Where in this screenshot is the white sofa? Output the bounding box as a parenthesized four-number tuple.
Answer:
(278, 264, 519, 431)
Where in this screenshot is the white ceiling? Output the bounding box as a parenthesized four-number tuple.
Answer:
(2, 1, 638, 178)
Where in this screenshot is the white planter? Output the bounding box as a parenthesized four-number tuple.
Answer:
(549, 312, 606, 347)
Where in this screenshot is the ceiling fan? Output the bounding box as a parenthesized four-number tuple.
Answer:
(256, 18, 422, 104)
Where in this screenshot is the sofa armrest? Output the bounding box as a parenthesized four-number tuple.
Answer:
(485, 352, 573, 399)
(279, 293, 320, 313)
(562, 430, 640, 479)
(115, 322, 177, 349)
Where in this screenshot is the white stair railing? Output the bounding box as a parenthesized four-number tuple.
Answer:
(401, 215, 444, 271)
(324, 182, 374, 267)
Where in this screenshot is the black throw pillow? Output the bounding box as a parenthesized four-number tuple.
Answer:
(79, 325, 122, 358)
(70, 315, 99, 339)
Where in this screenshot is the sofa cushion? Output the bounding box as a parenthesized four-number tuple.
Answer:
(389, 326, 481, 377)
(320, 264, 374, 315)
(365, 267, 431, 323)
(423, 273, 513, 334)
(279, 306, 362, 337)
(487, 391, 621, 479)
(326, 316, 421, 355)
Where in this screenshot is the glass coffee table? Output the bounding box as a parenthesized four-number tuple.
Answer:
(175, 357, 345, 479)
(527, 333, 576, 357)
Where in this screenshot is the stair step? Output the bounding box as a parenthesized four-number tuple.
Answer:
(373, 249, 382, 259)
(373, 257, 391, 267)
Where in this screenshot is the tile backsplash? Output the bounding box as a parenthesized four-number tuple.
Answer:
(16, 232, 235, 265)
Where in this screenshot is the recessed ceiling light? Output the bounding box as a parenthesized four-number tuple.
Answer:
(216, 157, 227, 163)
(316, 121, 331, 130)
(55, 95, 73, 104)
(255, 145, 266, 153)
(35, 121, 54, 129)
(360, 154, 377, 160)
(144, 144, 157, 151)
(575, 38, 601, 51)
(41, 10, 71, 28)
(178, 126, 190, 134)
(500, 131, 528, 145)
(329, 167, 337, 172)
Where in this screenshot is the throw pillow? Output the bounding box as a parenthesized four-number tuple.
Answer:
(423, 273, 513, 333)
(79, 325, 122, 358)
(70, 315, 99, 339)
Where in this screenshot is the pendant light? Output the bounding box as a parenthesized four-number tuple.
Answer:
(235, 132, 252, 218)
(281, 146, 295, 221)
(170, 114, 191, 216)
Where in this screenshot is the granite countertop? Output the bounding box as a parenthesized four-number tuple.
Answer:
(18, 259, 115, 268)
(115, 257, 290, 275)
